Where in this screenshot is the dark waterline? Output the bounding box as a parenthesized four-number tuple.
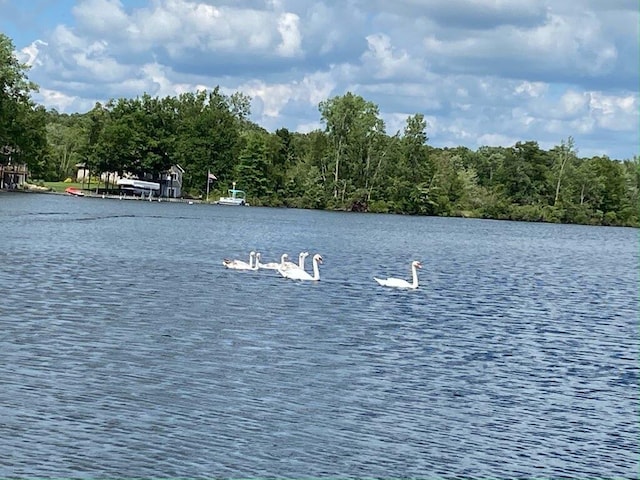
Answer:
(0, 193, 638, 478)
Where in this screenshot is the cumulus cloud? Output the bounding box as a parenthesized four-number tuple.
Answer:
(477, 133, 519, 148)
(39, 87, 87, 112)
(382, 0, 549, 30)
(360, 33, 424, 81)
(236, 70, 336, 119)
(72, 0, 130, 36)
(276, 12, 302, 57)
(422, 11, 624, 86)
(559, 90, 589, 117)
(19, 40, 48, 67)
(7, 0, 639, 159)
(589, 92, 637, 131)
(514, 81, 548, 98)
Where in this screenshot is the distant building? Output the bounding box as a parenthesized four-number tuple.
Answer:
(75, 163, 119, 187)
(1, 146, 28, 189)
(160, 164, 185, 198)
(0, 162, 28, 189)
(75, 163, 185, 198)
(75, 162, 89, 182)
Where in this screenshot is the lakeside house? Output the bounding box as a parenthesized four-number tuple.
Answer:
(1, 146, 28, 189)
(160, 164, 185, 198)
(0, 162, 28, 189)
(75, 163, 185, 198)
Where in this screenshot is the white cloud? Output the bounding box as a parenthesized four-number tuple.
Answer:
(18, 40, 47, 67)
(514, 81, 548, 98)
(237, 69, 337, 120)
(369, 0, 548, 29)
(477, 133, 518, 148)
(361, 33, 423, 80)
(589, 92, 637, 131)
(72, 0, 130, 35)
(7, 0, 638, 159)
(240, 81, 295, 118)
(295, 120, 323, 133)
(559, 90, 589, 116)
(39, 88, 79, 111)
(276, 12, 302, 57)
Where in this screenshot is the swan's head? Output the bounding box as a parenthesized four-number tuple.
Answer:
(250, 251, 256, 256)
(300, 251, 310, 258)
(255, 252, 261, 260)
(412, 260, 422, 269)
(313, 254, 323, 264)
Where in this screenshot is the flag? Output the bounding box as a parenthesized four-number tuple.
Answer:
(208, 171, 217, 181)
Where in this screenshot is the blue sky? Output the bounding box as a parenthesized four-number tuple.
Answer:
(1, 0, 638, 159)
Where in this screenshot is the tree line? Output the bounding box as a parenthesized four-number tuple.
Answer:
(1, 33, 638, 226)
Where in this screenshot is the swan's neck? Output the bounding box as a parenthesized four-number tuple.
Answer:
(411, 265, 419, 288)
(312, 258, 320, 280)
(249, 253, 254, 268)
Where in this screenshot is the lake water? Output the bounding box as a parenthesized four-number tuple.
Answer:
(0, 192, 637, 479)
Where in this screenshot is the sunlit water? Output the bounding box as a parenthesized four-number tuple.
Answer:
(0, 192, 637, 479)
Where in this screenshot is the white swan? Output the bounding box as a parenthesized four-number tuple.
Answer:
(279, 251, 309, 271)
(223, 251, 256, 270)
(257, 253, 288, 270)
(374, 261, 422, 289)
(279, 254, 322, 281)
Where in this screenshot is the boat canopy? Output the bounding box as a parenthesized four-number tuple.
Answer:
(227, 188, 246, 198)
(117, 179, 160, 190)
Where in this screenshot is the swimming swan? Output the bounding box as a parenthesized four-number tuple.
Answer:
(279, 251, 309, 271)
(279, 254, 322, 281)
(374, 261, 422, 289)
(257, 253, 289, 270)
(223, 251, 257, 270)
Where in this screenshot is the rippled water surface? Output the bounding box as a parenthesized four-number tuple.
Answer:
(0, 192, 637, 479)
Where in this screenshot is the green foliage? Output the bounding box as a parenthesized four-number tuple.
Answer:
(33, 93, 640, 226)
(2, 31, 636, 226)
(0, 33, 47, 173)
(319, 92, 386, 201)
(509, 204, 544, 222)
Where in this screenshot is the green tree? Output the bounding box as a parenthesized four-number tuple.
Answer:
(284, 130, 331, 207)
(46, 121, 85, 180)
(234, 131, 270, 199)
(0, 33, 46, 173)
(319, 92, 385, 204)
(495, 141, 553, 206)
(174, 88, 243, 194)
(551, 136, 576, 206)
(618, 157, 639, 225)
(401, 114, 429, 183)
(590, 156, 627, 221)
(473, 146, 507, 188)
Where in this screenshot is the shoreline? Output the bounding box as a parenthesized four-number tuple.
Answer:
(2, 187, 637, 228)
(2, 187, 205, 204)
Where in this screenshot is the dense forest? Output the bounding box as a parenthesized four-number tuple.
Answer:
(1, 33, 638, 226)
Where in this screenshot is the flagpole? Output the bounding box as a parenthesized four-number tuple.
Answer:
(206, 169, 210, 202)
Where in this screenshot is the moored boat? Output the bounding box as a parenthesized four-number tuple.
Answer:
(65, 187, 85, 197)
(217, 182, 248, 206)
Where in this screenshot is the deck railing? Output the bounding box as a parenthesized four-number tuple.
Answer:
(0, 164, 28, 174)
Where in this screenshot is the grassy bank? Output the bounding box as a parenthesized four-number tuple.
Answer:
(43, 181, 107, 192)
